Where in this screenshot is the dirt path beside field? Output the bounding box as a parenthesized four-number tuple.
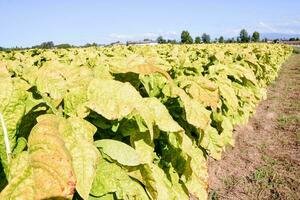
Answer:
(208, 53, 300, 200)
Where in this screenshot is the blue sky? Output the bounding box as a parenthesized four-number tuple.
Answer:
(1, 0, 300, 47)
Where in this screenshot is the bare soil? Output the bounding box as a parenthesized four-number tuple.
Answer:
(208, 53, 300, 200)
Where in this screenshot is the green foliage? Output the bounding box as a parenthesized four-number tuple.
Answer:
(167, 39, 177, 44)
(0, 43, 292, 200)
(32, 41, 54, 49)
(239, 29, 250, 43)
(195, 36, 201, 44)
(84, 43, 98, 47)
(156, 36, 166, 44)
(252, 31, 260, 42)
(56, 43, 72, 48)
(289, 37, 300, 41)
(181, 30, 193, 44)
(218, 36, 224, 43)
(201, 33, 211, 43)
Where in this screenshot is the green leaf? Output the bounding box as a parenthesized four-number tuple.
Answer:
(12, 137, 27, 154)
(37, 115, 99, 200)
(28, 115, 76, 199)
(90, 156, 149, 199)
(86, 79, 156, 140)
(0, 68, 28, 176)
(175, 87, 211, 130)
(64, 86, 90, 118)
(87, 79, 143, 120)
(144, 97, 183, 133)
(177, 76, 220, 110)
(139, 163, 188, 200)
(0, 115, 77, 199)
(200, 126, 223, 160)
(67, 117, 99, 200)
(95, 139, 141, 166)
(0, 152, 34, 200)
(219, 84, 239, 113)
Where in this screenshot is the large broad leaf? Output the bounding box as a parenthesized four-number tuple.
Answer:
(140, 73, 169, 97)
(199, 126, 224, 160)
(95, 139, 141, 166)
(0, 152, 34, 199)
(28, 115, 76, 199)
(0, 67, 28, 176)
(144, 97, 183, 133)
(66, 117, 99, 200)
(64, 86, 90, 118)
(177, 76, 220, 110)
(34, 61, 69, 100)
(130, 132, 155, 164)
(87, 79, 143, 120)
(37, 114, 99, 200)
(137, 163, 188, 200)
(219, 84, 239, 113)
(0, 115, 76, 199)
(86, 79, 156, 139)
(175, 87, 211, 130)
(90, 156, 149, 199)
(129, 133, 189, 200)
(111, 62, 172, 81)
(159, 132, 208, 200)
(31, 61, 93, 101)
(163, 85, 211, 130)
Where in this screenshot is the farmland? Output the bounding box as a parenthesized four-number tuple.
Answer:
(0, 44, 293, 200)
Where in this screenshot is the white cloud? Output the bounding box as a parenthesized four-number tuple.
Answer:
(222, 20, 300, 37)
(222, 28, 241, 37)
(107, 33, 134, 39)
(143, 32, 159, 37)
(258, 22, 278, 32)
(258, 20, 300, 34)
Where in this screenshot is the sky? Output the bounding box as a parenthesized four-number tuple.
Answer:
(1, 0, 300, 47)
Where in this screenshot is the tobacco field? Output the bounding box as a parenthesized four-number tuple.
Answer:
(0, 44, 292, 200)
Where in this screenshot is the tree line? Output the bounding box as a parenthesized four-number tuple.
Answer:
(1, 29, 299, 50)
(157, 29, 261, 44)
(0, 42, 98, 51)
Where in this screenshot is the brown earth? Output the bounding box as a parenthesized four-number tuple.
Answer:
(208, 52, 300, 200)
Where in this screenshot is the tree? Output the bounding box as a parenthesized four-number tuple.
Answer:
(32, 41, 54, 49)
(56, 43, 72, 49)
(194, 36, 201, 44)
(42, 41, 54, 49)
(201, 33, 211, 43)
(292, 37, 300, 41)
(218, 36, 224, 43)
(156, 36, 166, 44)
(167, 39, 177, 44)
(239, 29, 250, 43)
(252, 31, 260, 42)
(181, 30, 193, 44)
(83, 43, 98, 47)
(226, 37, 235, 43)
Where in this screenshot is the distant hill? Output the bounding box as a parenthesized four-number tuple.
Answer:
(261, 33, 300, 40)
